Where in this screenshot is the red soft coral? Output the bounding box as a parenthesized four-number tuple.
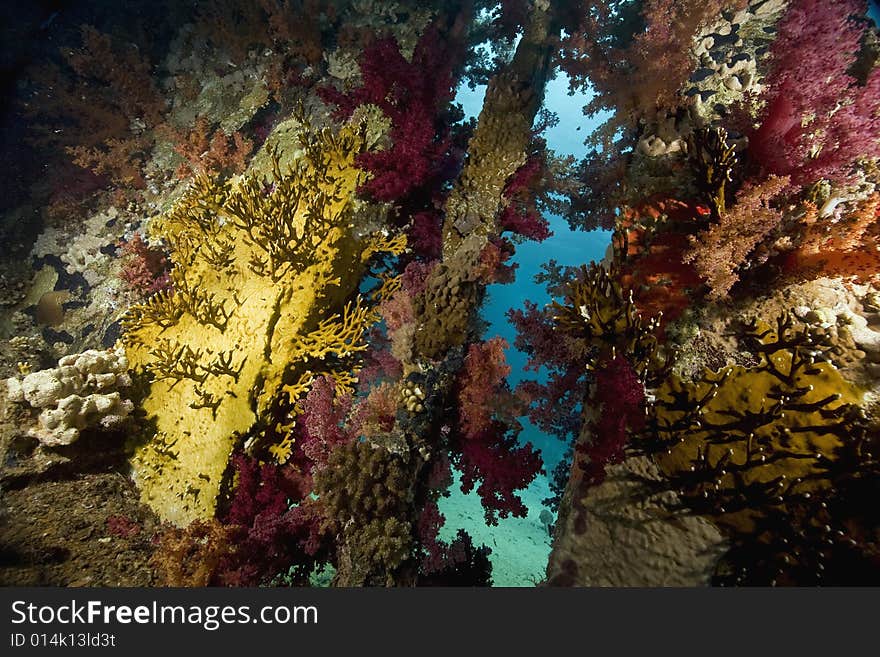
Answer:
(578, 355, 646, 488)
(498, 156, 552, 242)
(508, 298, 589, 443)
(318, 28, 456, 203)
(455, 421, 543, 525)
(219, 454, 331, 586)
(453, 340, 542, 524)
(119, 233, 171, 297)
(297, 375, 355, 471)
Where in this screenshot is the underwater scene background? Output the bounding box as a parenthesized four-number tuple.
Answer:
(1, 0, 879, 587)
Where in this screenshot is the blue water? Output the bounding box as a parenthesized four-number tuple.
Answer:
(434, 73, 610, 585)
(457, 73, 611, 472)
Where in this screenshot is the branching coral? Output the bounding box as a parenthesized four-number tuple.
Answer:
(122, 118, 404, 524)
(140, 1, 557, 586)
(551, 263, 668, 510)
(551, 263, 670, 385)
(688, 126, 738, 220)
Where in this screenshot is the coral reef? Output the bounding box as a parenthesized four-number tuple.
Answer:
(3, 0, 878, 591)
(315, 440, 415, 585)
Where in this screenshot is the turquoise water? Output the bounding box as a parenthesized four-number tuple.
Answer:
(435, 73, 609, 584)
(456, 73, 611, 472)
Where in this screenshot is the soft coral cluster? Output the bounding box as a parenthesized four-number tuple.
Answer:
(683, 176, 790, 299)
(161, 117, 254, 178)
(152, 452, 332, 587)
(457, 337, 514, 438)
(498, 155, 552, 242)
(118, 233, 171, 298)
(219, 454, 329, 586)
(744, 0, 880, 187)
(318, 28, 458, 203)
(507, 278, 589, 445)
(559, 1, 745, 142)
(577, 355, 646, 488)
(784, 193, 880, 283)
(416, 501, 493, 585)
(454, 420, 543, 525)
(298, 377, 354, 463)
(452, 338, 542, 524)
(616, 197, 704, 325)
(25, 25, 165, 189)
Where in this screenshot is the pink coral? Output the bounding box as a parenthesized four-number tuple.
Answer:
(454, 421, 543, 525)
(417, 500, 447, 573)
(683, 176, 790, 298)
(358, 328, 403, 386)
(119, 233, 171, 297)
(508, 298, 589, 443)
(297, 375, 355, 471)
(351, 382, 398, 438)
(219, 454, 330, 586)
(410, 210, 444, 259)
(458, 337, 513, 439)
(475, 238, 518, 284)
(400, 260, 435, 296)
(449, 338, 543, 524)
(106, 515, 141, 538)
(498, 156, 551, 242)
(318, 28, 457, 203)
(745, 0, 880, 186)
(379, 290, 415, 332)
(579, 355, 646, 488)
